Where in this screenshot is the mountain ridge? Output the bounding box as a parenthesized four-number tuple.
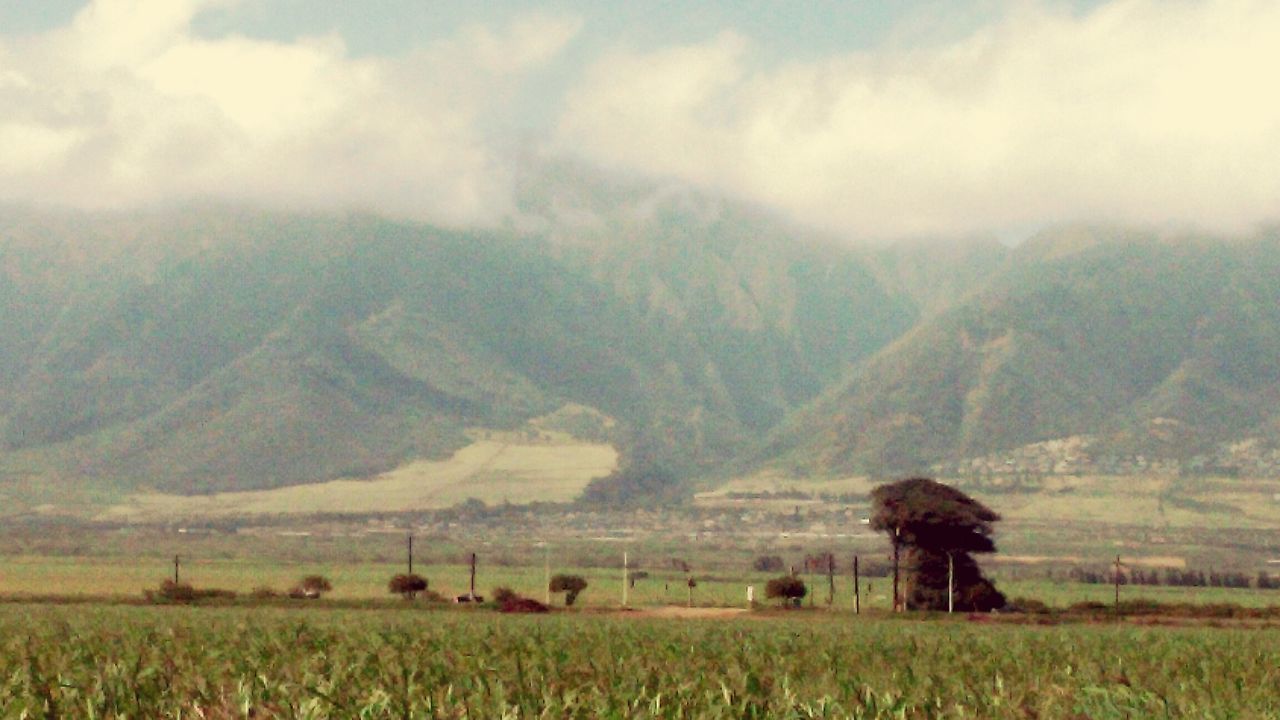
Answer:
(4, 191, 1280, 514)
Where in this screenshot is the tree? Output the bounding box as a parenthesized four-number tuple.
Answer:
(549, 574, 588, 606)
(764, 576, 807, 607)
(870, 477, 1005, 612)
(388, 573, 428, 600)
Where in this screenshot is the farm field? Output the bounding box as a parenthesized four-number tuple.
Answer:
(6, 603, 1280, 718)
(4, 556, 1280, 611)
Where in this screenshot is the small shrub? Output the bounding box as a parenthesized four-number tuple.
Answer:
(549, 574, 588, 606)
(388, 573, 428, 599)
(250, 586, 279, 600)
(500, 596, 550, 613)
(765, 576, 807, 606)
(292, 575, 332, 599)
(1007, 596, 1050, 614)
(491, 586, 519, 603)
(752, 555, 785, 573)
(146, 580, 235, 604)
(151, 580, 195, 603)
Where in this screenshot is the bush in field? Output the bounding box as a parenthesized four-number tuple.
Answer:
(1006, 596, 1050, 614)
(490, 586, 550, 612)
(549, 574, 588, 606)
(388, 574, 428, 599)
(765, 576, 807, 606)
(290, 575, 332, 599)
(146, 580, 236, 604)
(250, 586, 279, 600)
(752, 555, 785, 573)
(152, 580, 196, 603)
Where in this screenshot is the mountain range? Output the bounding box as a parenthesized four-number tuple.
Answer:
(3, 165, 1279, 513)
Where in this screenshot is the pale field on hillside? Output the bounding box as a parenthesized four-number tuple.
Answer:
(98, 439, 617, 521)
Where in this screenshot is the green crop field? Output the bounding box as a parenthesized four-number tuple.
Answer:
(5, 603, 1280, 718)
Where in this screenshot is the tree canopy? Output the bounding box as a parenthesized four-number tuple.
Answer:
(871, 477, 1005, 611)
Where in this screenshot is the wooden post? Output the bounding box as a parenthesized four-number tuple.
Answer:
(892, 527, 901, 612)
(687, 577, 694, 608)
(622, 551, 629, 608)
(173, 555, 180, 585)
(827, 554, 835, 607)
(853, 555, 860, 615)
(469, 552, 477, 600)
(407, 535, 413, 576)
(808, 556, 815, 607)
(1114, 555, 1122, 613)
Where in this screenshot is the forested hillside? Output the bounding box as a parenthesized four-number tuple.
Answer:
(766, 227, 1280, 476)
(4, 189, 1279, 511)
(0, 186, 919, 500)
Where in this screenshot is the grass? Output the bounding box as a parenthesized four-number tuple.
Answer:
(4, 555, 1280, 612)
(6, 603, 1280, 717)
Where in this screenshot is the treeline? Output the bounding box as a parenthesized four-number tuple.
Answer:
(751, 554, 891, 577)
(1068, 567, 1280, 589)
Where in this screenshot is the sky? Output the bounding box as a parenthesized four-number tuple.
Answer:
(1, 0, 1278, 242)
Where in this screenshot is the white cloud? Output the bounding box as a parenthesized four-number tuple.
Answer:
(6, 0, 1278, 240)
(556, 0, 1280, 240)
(0, 1, 581, 227)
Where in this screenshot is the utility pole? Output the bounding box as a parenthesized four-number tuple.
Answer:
(622, 551, 629, 608)
(173, 554, 180, 585)
(469, 552, 477, 600)
(853, 554, 860, 615)
(407, 534, 413, 575)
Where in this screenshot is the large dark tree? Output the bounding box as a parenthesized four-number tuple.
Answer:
(870, 477, 1005, 612)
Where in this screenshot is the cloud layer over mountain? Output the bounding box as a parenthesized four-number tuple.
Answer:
(2, 0, 1278, 240)
(0, 0, 580, 227)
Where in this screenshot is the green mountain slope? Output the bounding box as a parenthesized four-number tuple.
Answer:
(0, 196, 916, 500)
(767, 227, 1280, 475)
(517, 160, 921, 433)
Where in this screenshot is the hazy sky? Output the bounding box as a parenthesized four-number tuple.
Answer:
(1, 0, 1277, 241)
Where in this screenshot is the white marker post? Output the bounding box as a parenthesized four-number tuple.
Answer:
(543, 543, 551, 605)
(947, 552, 954, 614)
